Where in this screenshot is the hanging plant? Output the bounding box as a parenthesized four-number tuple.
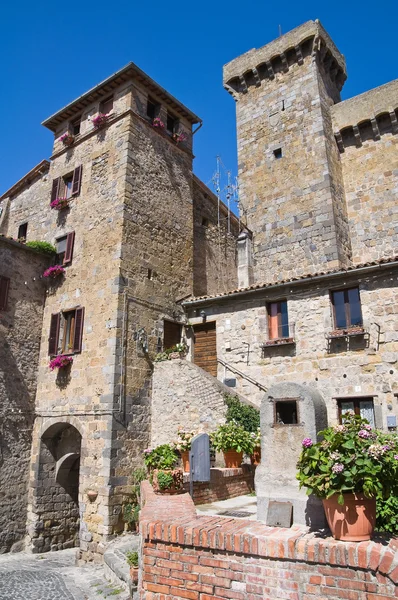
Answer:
(152, 117, 164, 129)
(92, 113, 110, 128)
(49, 355, 73, 370)
(43, 265, 65, 279)
(59, 132, 74, 146)
(50, 197, 70, 211)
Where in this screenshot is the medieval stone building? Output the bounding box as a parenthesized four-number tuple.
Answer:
(1, 19, 397, 558)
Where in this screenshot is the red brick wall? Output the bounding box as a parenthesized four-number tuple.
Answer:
(183, 467, 254, 505)
(139, 482, 398, 600)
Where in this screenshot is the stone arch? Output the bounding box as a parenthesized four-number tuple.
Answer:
(30, 421, 82, 553)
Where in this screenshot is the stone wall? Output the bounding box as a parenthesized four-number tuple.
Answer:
(184, 265, 398, 431)
(183, 467, 255, 505)
(0, 239, 48, 552)
(139, 481, 398, 599)
(193, 176, 239, 297)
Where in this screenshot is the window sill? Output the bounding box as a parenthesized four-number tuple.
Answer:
(262, 337, 295, 348)
(327, 327, 366, 339)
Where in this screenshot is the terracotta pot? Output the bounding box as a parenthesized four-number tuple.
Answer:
(130, 565, 139, 584)
(322, 493, 376, 541)
(181, 451, 190, 472)
(251, 447, 261, 466)
(223, 450, 243, 468)
(152, 468, 184, 494)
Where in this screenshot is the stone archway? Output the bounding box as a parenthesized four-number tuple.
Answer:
(30, 423, 82, 553)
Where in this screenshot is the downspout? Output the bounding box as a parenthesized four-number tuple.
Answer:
(192, 120, 203, 136)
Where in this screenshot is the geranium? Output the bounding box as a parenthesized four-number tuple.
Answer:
(50, 197, 70, 211)
(297, 413, 398, 504)
(59, 132, 74, 146)
(92, 113, 110, 128)
(152, 117, 164, 128)
(49, 355, 73, 370)
(43, 265, 65, 278)
(172, 131, 187, 144)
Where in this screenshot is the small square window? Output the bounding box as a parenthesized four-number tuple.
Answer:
(275, 400, 298, 425)
(273, 148, 283, 159)
(338, 398, 375, 427)
(147, 97, 160, 120)
(17, 222, 28, 241)
(167, 112, 177, 133)
(331, 287, 363, 330)
(100, 96, 113, 115)
(71, 117, 81, 136)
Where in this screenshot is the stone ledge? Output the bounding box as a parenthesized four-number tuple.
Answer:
(140, 482, 398, 587)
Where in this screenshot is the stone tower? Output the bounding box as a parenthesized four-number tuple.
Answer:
(223, 20, 352, 283)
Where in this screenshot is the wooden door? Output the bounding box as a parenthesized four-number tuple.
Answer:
(193, 322, 217, 376)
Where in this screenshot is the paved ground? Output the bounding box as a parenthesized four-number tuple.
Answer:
(196, 493, 257, 519)
(0, 549, 130, 600)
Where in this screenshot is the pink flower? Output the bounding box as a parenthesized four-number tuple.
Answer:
(358, 430, 370, 439)
(49, 355, 73, 370)
(394, 455, 398, 461)
(302, 438, 313, 448)
(43, 265, 65, 279)
(364, 424, 373, 430)
(332, 463, 344, 473)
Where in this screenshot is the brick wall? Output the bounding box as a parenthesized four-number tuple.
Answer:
(183, 467, 255, 505)
(139, 482, 398, 599)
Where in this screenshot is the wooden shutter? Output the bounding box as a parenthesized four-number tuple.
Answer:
(48, 313, 60, 356)
(71, 165, 82, 196)
(72, 307, 84, 353)
(0, 276, 10, 310)
(63, 232, 75, 265)
(51, 177, 61, 202)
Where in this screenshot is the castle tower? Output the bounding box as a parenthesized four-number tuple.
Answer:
(223, 20, 352, 282)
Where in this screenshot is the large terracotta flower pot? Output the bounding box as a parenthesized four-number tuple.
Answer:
(130, 566, 139, 584)
(152, 468, 184, 494)
(251, 447, 261, 466)
(223, 450, 243, 468)
(181, 451, 190, 472)
(322, 493, 376, 541)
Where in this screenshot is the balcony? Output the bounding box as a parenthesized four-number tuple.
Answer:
(326, 325, 369, 352)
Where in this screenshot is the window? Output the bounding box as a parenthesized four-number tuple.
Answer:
(100, 96, 113, 115)
(267, 300, 289, 340)
(166, 112, 177, 133)
(275, 400, 298, 424)
(338, 398, 375, 428)
(71, 117, 81, 135)
(51, 166, 82, 203)
(331, 287, 362, 330)
(56, 232, 75, 265)
(147, 96, 160, 120)
(17, 222, 28, 241)
(273, 148, 283, 159)
(163, 320, 181, 349)
(48, 307, 84, 356)
(0, 276, 10, 311)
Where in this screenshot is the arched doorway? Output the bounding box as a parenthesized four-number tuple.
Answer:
(32, 423, 82, 553)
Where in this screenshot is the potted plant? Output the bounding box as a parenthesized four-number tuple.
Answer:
(92, 113, 110, 128)
(143, 444, 183, 494)
(43, 265, 65, 279)
(123, 503, 140, 532)
(126, 550, 139, 584)
(297, 412, 398, 541)
(172, 429, 197, 472)
(152, 117, 164, 129)
(59, 132, 74, 146)
(171, 131, 187, 144)
(50, 197, 70, 211)
(168, 342, 187, 359)
(49, 355, 73, 370)
(210, 422, 255, 468)
(250, 427, 261, 465)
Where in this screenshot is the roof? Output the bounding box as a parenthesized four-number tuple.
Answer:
(0, 160, 50, 201)
(42, 62, 201, 132)
(182, 255, 398, 305)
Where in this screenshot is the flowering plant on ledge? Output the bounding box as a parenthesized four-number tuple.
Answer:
(152, 117, 164, 128)
(49, 355, 73, 370)
(59, 132, 74, 146)
(92, 113, 110, 128)
(50, 197, 70, 211)
(43, 265, 65, 279)
(172, 132, 187, 144)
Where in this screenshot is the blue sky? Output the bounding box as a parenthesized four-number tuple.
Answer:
(1, 0, 396, 208)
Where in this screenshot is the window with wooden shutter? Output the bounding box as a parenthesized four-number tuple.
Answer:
(72, 307, 84, 353)
(63, 232, 75, 265)
(267, 300, 289, 340)
(0, 276, 10, 310)
(48, 313, 61, 356)
(51, 177, 61, 202)
(71, 165, 82, 196)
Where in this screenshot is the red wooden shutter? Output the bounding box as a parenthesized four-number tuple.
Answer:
(71, 165, 82, 196)
(0, 276, 10, 310)
(72, 307, 84, 353)
(48, 313, 60, 356)
(63, 232, 75, 265)
(51, 177, 61, 202)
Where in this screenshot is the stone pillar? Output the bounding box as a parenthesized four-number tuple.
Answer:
(237, 231, 254, 289)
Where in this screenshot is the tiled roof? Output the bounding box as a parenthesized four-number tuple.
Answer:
(183, 255, 398, 305)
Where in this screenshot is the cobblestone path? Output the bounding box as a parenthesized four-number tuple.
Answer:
(0, 549, 130, 600)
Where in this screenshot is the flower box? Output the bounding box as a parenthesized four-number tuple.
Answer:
(171, 132, 187, 144)
(49, 355, 73, 370)
(262, 337, 295, 347)
(92, 113, 111, 128)
(43, 265, 65, 279)
(152, 117, 164, 129)
(50, 197, 70, 211)
(59, 132, 74, 147)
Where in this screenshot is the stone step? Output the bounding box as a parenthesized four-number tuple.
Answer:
(103, 533, 139, 599)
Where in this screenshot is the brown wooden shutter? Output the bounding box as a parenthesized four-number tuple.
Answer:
(0, 276, 10, 310)
(51, 177, 61, 202)
(48, 313, 60, 356)
(63, 232, 75, 265)
(71, 165, 82, 196)
(72, 307, 84, 353)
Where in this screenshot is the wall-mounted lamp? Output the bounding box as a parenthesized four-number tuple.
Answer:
(200, 310, 206, 322)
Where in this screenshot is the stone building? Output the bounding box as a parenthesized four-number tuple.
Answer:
(1, 18, 398, 556)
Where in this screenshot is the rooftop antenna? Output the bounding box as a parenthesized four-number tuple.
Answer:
(212, 155, 221, 227)
(278, 24, 282, 37)
(226, 170, 232, 234)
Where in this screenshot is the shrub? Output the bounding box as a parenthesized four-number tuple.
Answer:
(123, 503, 140, 525)
(210, 422, 255, 455)
(126, 550, 139, 567)
(26, 241, 56, 255)
(376, 494, 398, 534)
(156, 470, 174, 490)
(143, 444, 179, 470)
(224, 394, 260, 433)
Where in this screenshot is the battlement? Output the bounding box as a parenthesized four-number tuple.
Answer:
(223, 20, 346, 96)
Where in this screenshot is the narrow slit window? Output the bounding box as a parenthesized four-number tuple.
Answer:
(273, 148, 283, 159)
